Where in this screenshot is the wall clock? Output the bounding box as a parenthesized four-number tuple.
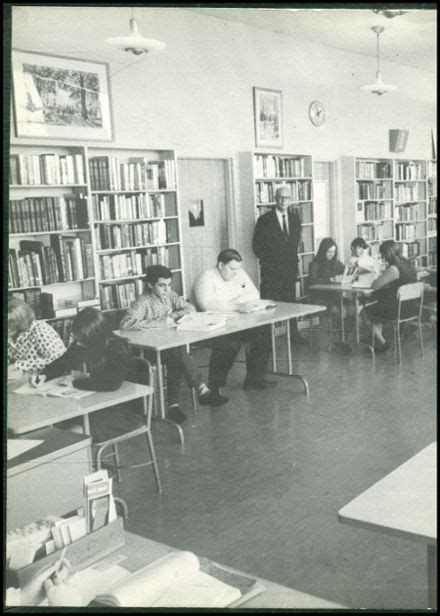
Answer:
(309, 100, 326, 127)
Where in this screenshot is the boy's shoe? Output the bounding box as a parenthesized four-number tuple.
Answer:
(167, 405, 187, 424)
(198, 389, 229, 407)
(374, 340, 391, 354)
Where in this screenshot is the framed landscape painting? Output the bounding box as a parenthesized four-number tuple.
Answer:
(253, 87, 282, 148)
(12, 50, 113, 141)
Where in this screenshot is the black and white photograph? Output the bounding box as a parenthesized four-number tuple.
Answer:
(5, 4, 437, 612)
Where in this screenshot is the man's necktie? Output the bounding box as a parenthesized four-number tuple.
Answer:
(282, 214, 289, 238)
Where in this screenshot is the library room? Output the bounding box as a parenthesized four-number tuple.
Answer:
(5, 5, 437, 612)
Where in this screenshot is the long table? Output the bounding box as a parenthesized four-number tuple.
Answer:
(338, 442, 437, 609)
(76, 530, 347, 609)
(8, 380, 153, 436)
(116, 302, 326, 444)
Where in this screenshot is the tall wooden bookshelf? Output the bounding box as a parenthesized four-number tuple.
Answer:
(340, 156, 433, 268)
(340, 157, 394, 262)
(87, 146, 183, 313)
(427, 160, 437, 267)
(8, 144, 96, 322)
(8, 144, 184, 324)
(250, 151, 315, 301)
(393, 159, 428, 267)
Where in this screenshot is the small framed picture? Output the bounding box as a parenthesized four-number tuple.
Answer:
(12, 49, 114, 141)
(188, 200, 205, 227)
(253, 87, 282, 148)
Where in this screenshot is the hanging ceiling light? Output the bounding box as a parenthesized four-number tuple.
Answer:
(372, 9, 407, 19)
(105, 9, 166, 55)
(361, 26, 397, 96)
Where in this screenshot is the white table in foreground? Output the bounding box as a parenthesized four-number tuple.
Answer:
(98, 531, 347, 609)
(338, 442, 437, 608)
(8, 381, 153, 436)
(116, 302, 326, 443)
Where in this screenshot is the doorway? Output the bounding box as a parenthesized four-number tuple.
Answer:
(177, 158, 234, 300)
(313, 161, 338, 252)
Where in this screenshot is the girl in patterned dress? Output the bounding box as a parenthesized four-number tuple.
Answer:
(8, 297, 66, 373)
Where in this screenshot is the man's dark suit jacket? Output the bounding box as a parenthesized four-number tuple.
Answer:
(252, 209, 302, 301)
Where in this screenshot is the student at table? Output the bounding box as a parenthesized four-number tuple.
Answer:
(349, 237, 380, 274)
(360, 239, 418, 352)
(41, 307, 144, 440)
(8, 297, 66, 375)
(192, 248, 275, 392)
(120, 265, 226, 419)
(308, 237, 347, 315)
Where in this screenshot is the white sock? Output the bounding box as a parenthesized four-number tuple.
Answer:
(198, 383, 209, 394)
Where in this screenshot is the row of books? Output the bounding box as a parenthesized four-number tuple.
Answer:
(356, 160, 392, 180)
(428, 237, 436, 251)
(357, 181, 391, 200)
(256, 180, 312, 203)
(100, 245, 174, 282)
(9, 238, 94, 288)
(395, 185, 424, 202)
(8, 288, 43, 318)
(400, 241, 420, 258)
(358, 223, 388, 242)
(395, 203, 426, 222)
(362, 201, 388, 221)
(298, 225, 314, 254)
(10, 153, 85, 186)
(93, 192, 170, 221)
(395, 161, 424, 181)
(428, 217, 436, 232)
(89, 156, 176, 191)
(97, 221, 169, 250)
(395, 223, 420, 241)
(427, 177, 437, 196)
(100, 279, 143, 310)
(428, 198, 437, 215)
(9, 194, 88, 234)
(254, 155, 309, 179)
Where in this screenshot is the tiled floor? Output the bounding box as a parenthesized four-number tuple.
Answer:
(115, 324, 437, 610)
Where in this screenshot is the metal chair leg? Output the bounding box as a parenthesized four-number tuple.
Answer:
(112, 444, 122, 482)
(396, 322, 402, 364)
(146, 430, 162, 492)
(418, 318, 424, 358)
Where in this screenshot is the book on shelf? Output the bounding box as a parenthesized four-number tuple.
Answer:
(9, 288, 42, 319)
(91, 550, 264, 608)
(10, 152, 84, 186)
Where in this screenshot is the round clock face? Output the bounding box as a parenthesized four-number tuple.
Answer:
(309, 100, 326, 127)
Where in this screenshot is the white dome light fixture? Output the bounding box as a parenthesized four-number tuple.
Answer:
(361, 26, 397, 96)
(105, 9, 166, 56)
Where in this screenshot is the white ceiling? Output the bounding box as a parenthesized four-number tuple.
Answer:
(188, 7, 437, 73)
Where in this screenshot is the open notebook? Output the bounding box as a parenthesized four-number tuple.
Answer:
(91, 551, 264, 608)
(13, 375, 94, 399)
(351, 272, 377, 289)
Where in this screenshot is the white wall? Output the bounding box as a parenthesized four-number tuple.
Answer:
(10, 6, 436, 279)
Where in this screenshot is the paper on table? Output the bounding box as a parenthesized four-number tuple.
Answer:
(94, 551, 241, 608)
(7, 439, 43, 460)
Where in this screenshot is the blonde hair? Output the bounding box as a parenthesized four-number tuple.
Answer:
(8, 297, 35, 335)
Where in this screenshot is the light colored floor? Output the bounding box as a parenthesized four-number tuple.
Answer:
(115, 322, 437, 610)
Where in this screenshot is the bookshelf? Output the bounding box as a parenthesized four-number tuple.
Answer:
(8, 144, 96, 319)
(427, 160, 437, 268)
(393, 159, 428, 267)
(87, 146, 183, 312)
(340, 157, 394, 262)
(250, 152, 315, 301)
(8, 144, 184, 320)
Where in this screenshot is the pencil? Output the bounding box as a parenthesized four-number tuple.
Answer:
(55, 546, 68, 576)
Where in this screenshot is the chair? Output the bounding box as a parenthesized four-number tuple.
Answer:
(94, 357, 162, 492)
(372, 282, 424, 364)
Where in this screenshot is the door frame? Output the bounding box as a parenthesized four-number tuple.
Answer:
(176, 156, 237, 258)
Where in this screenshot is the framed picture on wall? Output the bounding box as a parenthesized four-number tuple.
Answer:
(12, 49, 114, 141)
(253, 87, 282, 148)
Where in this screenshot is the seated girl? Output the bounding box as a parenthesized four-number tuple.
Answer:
(361, 240, 418, 352)
(8, 297, 66, 375)
(349, 237, 380, 274)
(308, 237, 347, 315)
(42, 307, 144, 442)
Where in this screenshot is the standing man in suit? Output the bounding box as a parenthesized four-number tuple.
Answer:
(252, 185, 306, 343)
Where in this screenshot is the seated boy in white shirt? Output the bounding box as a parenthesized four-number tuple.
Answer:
(193, 248, 275, 394)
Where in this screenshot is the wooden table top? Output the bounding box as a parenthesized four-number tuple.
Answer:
(338, 442, 437, 545)
(115, 301, 326, 351)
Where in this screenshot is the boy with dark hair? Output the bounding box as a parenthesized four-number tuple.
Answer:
(121, 265, 227, 422)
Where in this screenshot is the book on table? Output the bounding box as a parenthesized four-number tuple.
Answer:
(91, 550, 264, 608)
(13, 375, 94, 399)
